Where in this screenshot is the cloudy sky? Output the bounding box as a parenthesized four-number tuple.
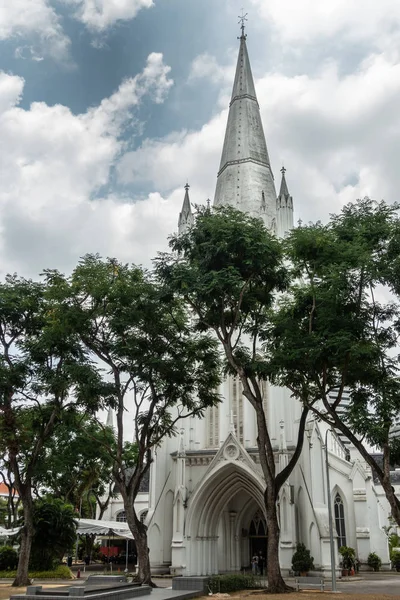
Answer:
(1, 0, 400, 279)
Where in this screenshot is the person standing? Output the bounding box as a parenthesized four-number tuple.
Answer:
(258, 553, 264, 576)
(251, 554, 258, 575)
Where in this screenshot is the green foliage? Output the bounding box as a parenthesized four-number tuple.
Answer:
(158, 205, 287, 380)
(0, 498, 8, 526)
(208, 573, 260, 592)
(389, 533, 400, 559)
(269, 199, 400, 444)
(367, 552, 382, 571)
(0, 546, 18, 570)
(33, 412, 117, 511)
(391, 550, 400, 571)
(29, 498, 77, 571)
(339, 546, 356, 570)
(0, 565, 73, 579)
(291, 543, 314, 573)
(45, 255, 222, 445)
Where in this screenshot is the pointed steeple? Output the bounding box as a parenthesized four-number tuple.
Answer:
(214, 27, 277, 231)
(178, 183, 194, 235)
(276, 167, 294, 237)
(279, 166, 289, 197)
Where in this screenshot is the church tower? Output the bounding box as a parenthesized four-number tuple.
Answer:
(276, 167, 294, 237)
(213, 24, 277, 232)
(178, 183, 194, 235)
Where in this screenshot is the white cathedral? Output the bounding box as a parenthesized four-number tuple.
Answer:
(104, 29, 395, 575)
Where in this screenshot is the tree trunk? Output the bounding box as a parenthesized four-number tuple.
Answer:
(134, 528, 152, 586)
(13, 492, 34, 587)
(122, 491, 153, 586)
(381, 479, 400, 527)
(264, 487, 291, 593)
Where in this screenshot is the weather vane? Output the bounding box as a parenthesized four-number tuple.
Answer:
(238, 9, 248, 37)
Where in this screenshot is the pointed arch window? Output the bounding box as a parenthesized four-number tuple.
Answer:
(334, 493, 346, 549)
(207, 405, 219, 448)
(249, 510, 266, 536)
(116, 510, 127, 522)
(232, 376, 244, 443)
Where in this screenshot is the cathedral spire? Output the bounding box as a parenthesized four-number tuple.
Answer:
(214, 25, 277, 231)
(178, 182, 194, 235)
(279, 166, 289, 197)
(276, 166, 293, 237)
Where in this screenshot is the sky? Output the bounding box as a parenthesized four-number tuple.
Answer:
(1, 0, 400, 279)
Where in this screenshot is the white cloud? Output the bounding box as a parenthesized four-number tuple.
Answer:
(0, 54, 173, 277)
(189, 53, 234, 85)
(0, 0, 71, 61)
(64, 0, 154, 30)
(117, 114, 225, 195)
(251, 0, 400, 48)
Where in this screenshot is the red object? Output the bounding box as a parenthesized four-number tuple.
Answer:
(77, 569, 80, 579)
(100, 546, 119, 557)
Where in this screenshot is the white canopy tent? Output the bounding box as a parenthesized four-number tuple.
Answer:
(77, 518, 134, 540)
(0, 525, 20, 537)
(77, 519, 135, 571)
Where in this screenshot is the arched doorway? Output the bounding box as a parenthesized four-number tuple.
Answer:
(184, 461, 266, 575)
(249, 509, 267, 561)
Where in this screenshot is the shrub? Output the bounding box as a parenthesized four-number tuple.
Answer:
(0, 565, 73, 579)
(208, 574, 260, 593)
(0, 546, 18, 570)
(391, 551, 400, 572)
(367, 552, 382, 572)
(339, 546, 356, 570)
(29, 498, 77, 571)
(292, 543, 314, 574)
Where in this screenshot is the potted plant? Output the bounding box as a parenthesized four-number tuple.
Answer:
(367, 552, 382, 572)
(292, 543, 314, 576)
(339, 546, 355, 576)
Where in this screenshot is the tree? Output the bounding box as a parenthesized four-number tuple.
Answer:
(29, 498, 77, 570)
(46, 256, 222, 585)
(157, 206, 309, 593)
(267, 198, 400, 526)
(0, 276, 109, 586)
(33, 411, 117, 518)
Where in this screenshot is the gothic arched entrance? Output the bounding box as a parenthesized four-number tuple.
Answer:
(184, 458, 266, 575)
(249, 509, 267, 563)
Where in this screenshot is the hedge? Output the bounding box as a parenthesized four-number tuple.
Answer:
(208, 574, 261, 593)
(0, 565, 73, 579)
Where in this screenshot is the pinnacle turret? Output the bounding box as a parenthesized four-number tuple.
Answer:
(278, 166, 290, 197)
(178, 183, 194, 235)
(214, 28, 277, 231)
(276, 167, 293, 237)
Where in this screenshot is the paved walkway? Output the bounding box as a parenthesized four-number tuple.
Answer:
(2, 572, 400, 598)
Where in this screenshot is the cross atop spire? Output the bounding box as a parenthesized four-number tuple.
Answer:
(238, 9, 248, 38)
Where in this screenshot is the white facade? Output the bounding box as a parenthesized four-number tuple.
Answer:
(105, 30, 392, 575)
